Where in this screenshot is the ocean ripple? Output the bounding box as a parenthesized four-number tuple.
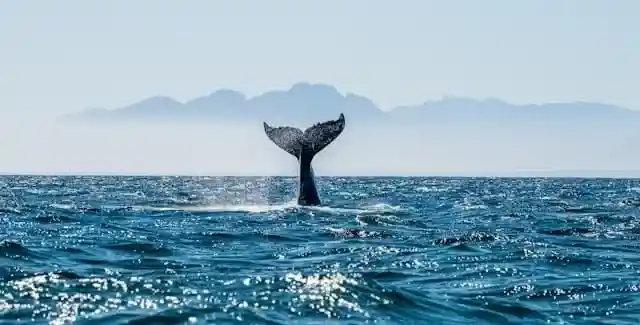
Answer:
(1, 176, 640, 324)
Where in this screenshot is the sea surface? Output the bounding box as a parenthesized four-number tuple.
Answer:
(1, 176, 640, 325)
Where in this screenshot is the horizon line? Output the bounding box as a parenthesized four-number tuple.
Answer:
(3, 171, 640, 179)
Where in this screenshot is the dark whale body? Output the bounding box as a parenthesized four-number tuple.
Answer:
(263, 113, 346, 206)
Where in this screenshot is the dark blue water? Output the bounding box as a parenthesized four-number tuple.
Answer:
(1, 176, 640, 324)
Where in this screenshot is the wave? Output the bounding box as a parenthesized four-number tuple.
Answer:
(132, 201, 403, 215)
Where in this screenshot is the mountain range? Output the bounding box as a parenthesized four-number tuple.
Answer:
(61, 82, 640, 130)
(26, 82, 640, 175)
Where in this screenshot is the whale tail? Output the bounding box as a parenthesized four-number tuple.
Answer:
(263, 113, 346, 159)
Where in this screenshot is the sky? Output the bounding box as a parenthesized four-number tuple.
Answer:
(0, 1, 639, 175)
(1, 0, 638, 119)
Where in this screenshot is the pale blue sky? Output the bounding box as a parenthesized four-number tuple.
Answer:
(1, 0, 638, 120)
(1, 1, 640, 175)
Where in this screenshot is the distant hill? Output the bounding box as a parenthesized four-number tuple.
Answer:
(18, 82, 640, 175)
(62, 83, 383, 126)
(61, 82, 640, 129)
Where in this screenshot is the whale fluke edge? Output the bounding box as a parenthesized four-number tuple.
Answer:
(263, 113, 346, 206)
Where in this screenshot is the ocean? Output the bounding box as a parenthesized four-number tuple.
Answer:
(1, 175, 639, 325)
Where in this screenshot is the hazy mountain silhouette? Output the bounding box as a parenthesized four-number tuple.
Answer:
(24, 82, 640, 175)
(64, 82, 384, 126)
(62, 82, 640, 131)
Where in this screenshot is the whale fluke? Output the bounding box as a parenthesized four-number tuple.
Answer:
(262, 124, 304, 158)
(263, 113, 345, 160)
(263, 113, 346, 206)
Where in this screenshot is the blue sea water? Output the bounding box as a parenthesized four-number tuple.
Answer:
(1, 176, 640, 325)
